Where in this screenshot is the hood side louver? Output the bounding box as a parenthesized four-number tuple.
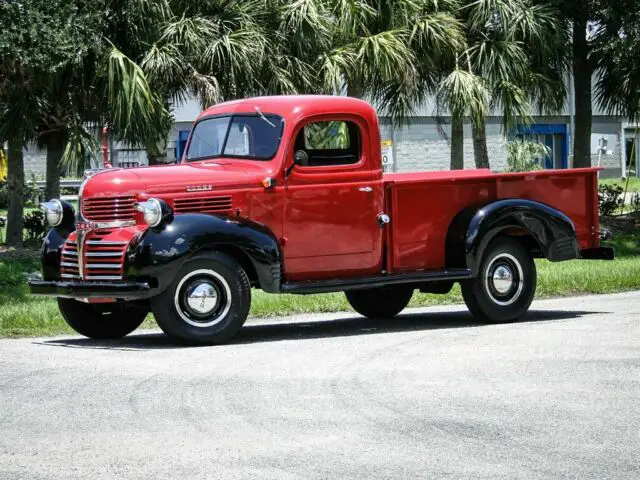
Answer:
(173, 196, 233, 215)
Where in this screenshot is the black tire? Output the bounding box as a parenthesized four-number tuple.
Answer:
(345, 286, 413, 319)
(58, 298, 148, 339)
(461, 236, 536, 323)
(150, 252, 251, 345)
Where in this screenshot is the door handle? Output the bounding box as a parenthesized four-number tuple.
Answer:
(359, 186, 373, 192)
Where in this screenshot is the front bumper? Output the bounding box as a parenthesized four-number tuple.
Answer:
(29, 279, 151, 299)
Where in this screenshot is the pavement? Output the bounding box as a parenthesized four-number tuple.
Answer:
(1, 291, 639, 479)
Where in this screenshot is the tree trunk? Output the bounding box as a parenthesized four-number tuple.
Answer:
(44, 131, 65, 200)
(572, 17, 592, 168)
(6, 137, 25, 247)
(347, 84, 361, 98)
(145, 135, 168, 166)
(472, 120, 490, 169)
(450, 112, 464, 170)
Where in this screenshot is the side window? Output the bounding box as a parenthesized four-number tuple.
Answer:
(294, 120, 361, 167)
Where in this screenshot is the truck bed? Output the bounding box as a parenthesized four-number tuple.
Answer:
(383, 168, 600, 271)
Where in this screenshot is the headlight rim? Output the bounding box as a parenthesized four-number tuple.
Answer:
(40, 199, 64, 227)
(135, 198, 167, 228)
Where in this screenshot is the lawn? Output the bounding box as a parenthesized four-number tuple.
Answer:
(600, 176, 640, 192)
(1, 226, 638, 338)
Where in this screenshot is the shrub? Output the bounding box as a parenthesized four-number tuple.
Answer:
(505, 140, 549, 172)
(630, 192, 640, 213)
(0, 178, 40, 209)
(598, 184, 623, 216)
(24, 210, 47, 242)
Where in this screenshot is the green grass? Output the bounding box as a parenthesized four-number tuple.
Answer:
(1, 232, 638, 338)
(600, 176, 640, 192)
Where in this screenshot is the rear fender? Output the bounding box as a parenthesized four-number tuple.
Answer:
(124, 214, 282, 294)
(446, 199, 579, 274)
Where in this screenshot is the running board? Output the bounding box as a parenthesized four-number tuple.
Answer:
(281, 269, 473, 294)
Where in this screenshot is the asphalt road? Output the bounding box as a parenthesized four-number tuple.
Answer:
(1, 292, 639, 479)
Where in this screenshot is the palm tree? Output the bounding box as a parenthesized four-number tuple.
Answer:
(0, 0, 158, 245)
(436, 0, 565, 170)
(0, 0, 80, 246)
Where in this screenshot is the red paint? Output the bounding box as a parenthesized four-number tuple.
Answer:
(101, 126, 112, 168)
(82, 95, 602, 282)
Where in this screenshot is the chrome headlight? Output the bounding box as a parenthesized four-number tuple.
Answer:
(134, 198, 165, 227)
(39, 199, 64, 227)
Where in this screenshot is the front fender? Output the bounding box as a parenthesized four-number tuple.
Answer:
(124, 214, 282, 294)
(447, 199, 579, 274)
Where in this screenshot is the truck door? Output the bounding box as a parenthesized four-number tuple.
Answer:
(283, 117, 384, 280)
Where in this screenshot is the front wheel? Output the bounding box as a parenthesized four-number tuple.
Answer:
(58, 298, 148, 339)
(461, 237, 536, 323)
(151, 252, 251, 345)
(345, 286, 414, 319)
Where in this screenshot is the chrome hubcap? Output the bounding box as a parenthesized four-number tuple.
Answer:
(186, 282, 219, 314)
(492, 265, 514, 294)
(485, 253, 524, 306)
(174, 269, 232, 328)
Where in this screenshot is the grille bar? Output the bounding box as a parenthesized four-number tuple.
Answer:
(83, 195, 135, 223)
(60, 233, 129, 281)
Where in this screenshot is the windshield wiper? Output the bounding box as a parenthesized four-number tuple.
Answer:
(255, 106, 276, 128)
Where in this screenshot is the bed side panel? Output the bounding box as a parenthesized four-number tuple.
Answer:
(390, 180, 495, 271)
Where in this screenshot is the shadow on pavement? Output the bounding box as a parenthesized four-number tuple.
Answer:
(35, 308, 600, 351)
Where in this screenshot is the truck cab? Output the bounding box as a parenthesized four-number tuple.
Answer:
(31, 95, 613, 344)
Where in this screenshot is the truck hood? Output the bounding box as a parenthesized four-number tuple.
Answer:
(82, 160, 275, 198)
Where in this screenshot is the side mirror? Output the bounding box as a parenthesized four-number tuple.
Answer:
(286, 150, 309, 177)
(294, 150, 309, 167)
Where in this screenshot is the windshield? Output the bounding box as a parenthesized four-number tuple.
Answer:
(185, 114, 284, 161)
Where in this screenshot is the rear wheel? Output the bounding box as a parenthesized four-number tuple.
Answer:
(58, 298, 148, 339)
(345, 286, 413, 319)
(461, 237, 536, 323)
(151, 252, 251, 345)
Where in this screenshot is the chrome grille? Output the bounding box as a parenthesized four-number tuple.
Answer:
(173, 196, 233, 214)
(82, 195, 136, 222)
(60, 240, 79, 279)
(60, 231, 129, 280)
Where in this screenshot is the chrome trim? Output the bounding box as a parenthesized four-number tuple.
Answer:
(85, 240, 128, 246)
(62, 251, 78, 256)
(93, 220, 135, 229)
(86, 264, 122, 269)
(61, 274, 81, 279)
(39, 199, 64, 227)
(61, 262, 79, 268)
(86, 275, 123, 280)
(359, 186, 373, 193)
(85, 252, 123, 257)
(76, 230, 86, 279)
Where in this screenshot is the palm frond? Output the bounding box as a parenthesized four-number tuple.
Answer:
(105, 44, 155, 137)
(437, 67, 488, 125)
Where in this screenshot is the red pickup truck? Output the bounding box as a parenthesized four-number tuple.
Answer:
(31, 95, 613, 344)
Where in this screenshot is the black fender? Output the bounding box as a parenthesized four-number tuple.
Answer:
(41, 201, 76, 280)
(124, 214, 282, 294)
(446, 199, 579, 274)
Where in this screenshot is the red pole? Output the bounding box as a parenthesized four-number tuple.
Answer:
(102, 126, 112, 168)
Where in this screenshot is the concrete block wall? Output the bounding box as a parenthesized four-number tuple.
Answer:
(23, 144, 47, 179)
(381, 117, 509, 173)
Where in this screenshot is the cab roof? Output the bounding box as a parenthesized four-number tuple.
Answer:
(198, 95, 378, 124)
